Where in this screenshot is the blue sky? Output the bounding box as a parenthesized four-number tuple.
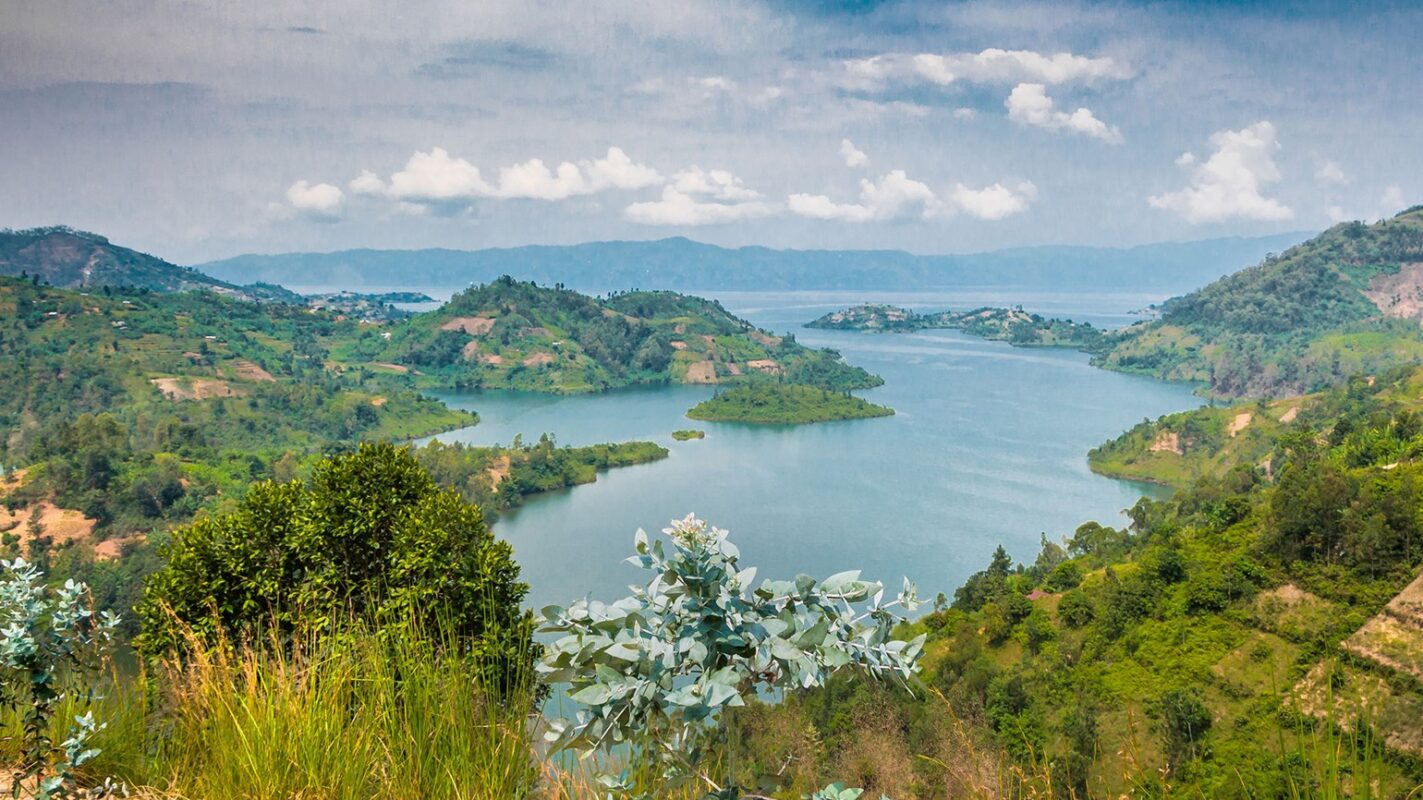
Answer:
(1, 0, 1418, 262)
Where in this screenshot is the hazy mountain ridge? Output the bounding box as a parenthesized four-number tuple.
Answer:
(0, 226, 248, 295)
(197, 233, 1313, 294)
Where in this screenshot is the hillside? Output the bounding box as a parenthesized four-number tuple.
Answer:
(339, 275, 882, 394)
(0, 226, 256, 297)
(747, 382, 1423, 797)
(196, 233, 1310, 294)
(1097, 207, 1423, 398)
(808, 303, 1108, 350)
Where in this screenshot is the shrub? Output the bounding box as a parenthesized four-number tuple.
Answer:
(0, 558, 120, 798)
(135, 442, 533, 687)
(538, 515, 923, 798)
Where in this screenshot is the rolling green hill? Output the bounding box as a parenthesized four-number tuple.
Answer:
(338, 275, 883, 394)
(1097, 207, 1423, 398)
(751, 377, 1423, 797)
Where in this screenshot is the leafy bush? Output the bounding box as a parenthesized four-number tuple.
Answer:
(0, 558, 120, 798)
(537, 515, 924, 798)
(135, 442, 533, 687)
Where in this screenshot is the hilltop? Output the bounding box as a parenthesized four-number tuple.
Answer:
(1098, 207, 1423, 397)
(0, 226, 258, 297)
(340, 275, 883, 394)
(196, 233, 1310, 294)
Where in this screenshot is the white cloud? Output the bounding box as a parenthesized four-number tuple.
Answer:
(840, 139, 868, 168)
(953, 108, 977, 120)
(788, 170, 942, 222)
(386, 148, 492, 203)
(624, 185, 774, 226)
(583, 147, 664, 191)
(668, 166, 761, 201)
(1148, 121, 1294, 223)
(369, 146, 661, 208)
(348, 169, 386, 196)
(847, 48, 1131, 90)
(1382, 184, 1406, 212)
(1314, 159, 1347, 186)
(1326, 205, 1349, 223)
(950, 181, 1037, 220)
(285, 180, 344, 220)
(1005, 83, 1122, 143)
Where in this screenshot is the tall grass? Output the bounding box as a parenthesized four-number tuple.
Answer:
(1, 617, 543, 800)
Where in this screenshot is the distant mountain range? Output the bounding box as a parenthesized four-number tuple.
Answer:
(196, 233, 1314, 295)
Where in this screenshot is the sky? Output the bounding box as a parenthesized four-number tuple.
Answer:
(1, 0, 1419, 264)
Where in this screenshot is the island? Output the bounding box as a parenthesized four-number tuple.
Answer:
(671, 429, 706, 441)
(685, 385, 894, 424)
(344, 276, 885, 395)
(807, 303, 1108, 350)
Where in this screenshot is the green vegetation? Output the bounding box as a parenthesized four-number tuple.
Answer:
(1097, 208, 1423, 397)
(538, 515, 923, 799)
(808, 304, 1108, 351)
(415, 436, 667, 515)
(1090, 365, 1423, 488)
(672, 428, 706, 440)
(686, 385, 895, 424)
(0, 226, 248, 296)
(342, 275, 882, 394)
(730, 379, 1423, 797)
(134, 443, 534, 684)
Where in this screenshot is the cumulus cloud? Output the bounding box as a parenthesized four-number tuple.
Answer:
(385, 147, 491, 203)
(349, 169, 386, 196)
(788, 170, 942, 222)
(624, 166, 772, 225)
(284, 180, 344, 220)
(950, 181, 1037, 220)
(1314, 159, 1347, 186)
(840, 139, 868, 168)
(846, 48, 1130, 90)
(624, 188, 773, 226)
(668, 166, 762, 201)
(365, 146, 661, 209)
(1148, 121, 1294, 223)
(1005, 83, 1122, 143)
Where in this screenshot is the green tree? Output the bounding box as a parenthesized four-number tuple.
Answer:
(135, 443, 533, 686)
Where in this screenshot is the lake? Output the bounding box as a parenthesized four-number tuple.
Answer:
(424, 290, 1202, 608)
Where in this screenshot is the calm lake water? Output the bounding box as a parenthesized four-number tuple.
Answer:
(424, 290, 1202, 608)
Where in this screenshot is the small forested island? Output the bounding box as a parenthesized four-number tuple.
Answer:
(808, 303, 1108, 350)
(686, 384, 894, 424)
(672, 428, 706, 440)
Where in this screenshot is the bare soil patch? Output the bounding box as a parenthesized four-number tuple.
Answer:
(685, 361, 718, 383)
(440, 316, 496, 336)
(151, 377, 244, 400)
